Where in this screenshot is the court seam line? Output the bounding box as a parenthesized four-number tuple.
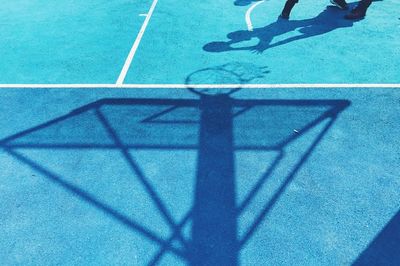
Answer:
(116, 0, 159, 85)
(0, 84, 400, 88)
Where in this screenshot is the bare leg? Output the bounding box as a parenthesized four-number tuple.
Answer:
(280, 0, 298, 19)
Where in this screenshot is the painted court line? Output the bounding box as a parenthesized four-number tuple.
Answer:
(116, 0, 159, 85)
(0, 84, 400, 89)
(246, 0, 265, 31)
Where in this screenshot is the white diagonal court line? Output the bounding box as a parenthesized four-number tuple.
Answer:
(0, 84, 400, 89)
(116, 0, 159, 85)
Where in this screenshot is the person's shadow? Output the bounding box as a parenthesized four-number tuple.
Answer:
(234, 0, 263, 6)
(204, 4, 360, 54)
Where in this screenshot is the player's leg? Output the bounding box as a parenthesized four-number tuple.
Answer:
(344, 0, 372, 19)
(280, 0, 299, 19)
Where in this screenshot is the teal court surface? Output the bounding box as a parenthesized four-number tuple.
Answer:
(1, 0, 400, 265)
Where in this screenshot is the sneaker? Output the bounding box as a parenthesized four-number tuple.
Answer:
(330, 0, 348, 10)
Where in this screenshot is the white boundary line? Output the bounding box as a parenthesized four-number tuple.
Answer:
(246, 0, 265, 31)
(0, 84, 399, 89)
(116, 0, 159, 85)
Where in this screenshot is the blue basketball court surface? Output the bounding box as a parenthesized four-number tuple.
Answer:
(0, 0, 399, 265)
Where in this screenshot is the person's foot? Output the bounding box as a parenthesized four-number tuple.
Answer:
(279, 12, 290, 19)
(344, 9, 366, 19)
(330, 0, 348, 10)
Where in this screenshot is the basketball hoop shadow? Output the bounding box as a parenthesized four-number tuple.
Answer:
(1, 94, 350, 265)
